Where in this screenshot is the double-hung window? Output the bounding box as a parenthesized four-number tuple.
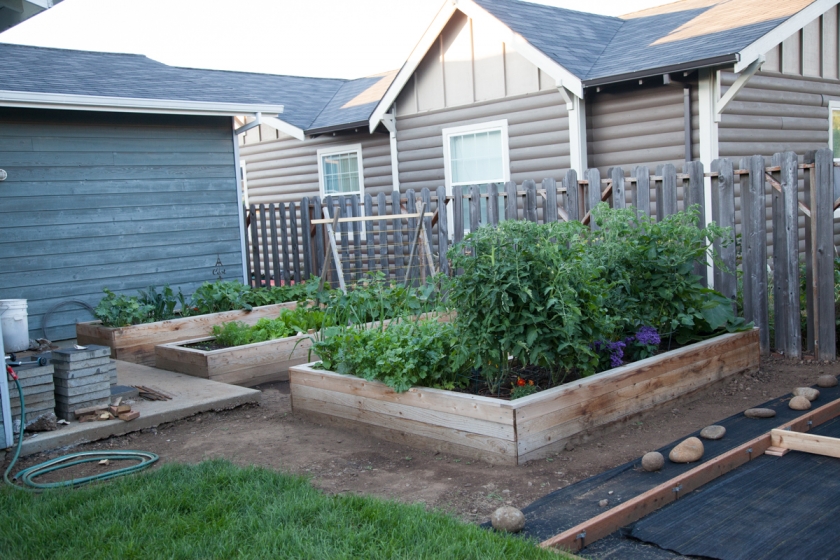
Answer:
(442, 120, 510, 235)
(317, 144, 365, 200)
(317, 144, 366, 239)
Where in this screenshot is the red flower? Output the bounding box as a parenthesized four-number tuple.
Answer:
(516, 377, 526, 387)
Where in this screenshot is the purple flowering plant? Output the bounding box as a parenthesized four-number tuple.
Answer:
(593, 326, 660, 371)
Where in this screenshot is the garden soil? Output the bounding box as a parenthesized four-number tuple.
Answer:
(5, 355, 835, 527)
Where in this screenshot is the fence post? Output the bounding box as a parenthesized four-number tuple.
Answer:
(563, 170, 579, 222)
(804, 151, 815, 353)
(377, 192, 389, 278)
(610, 167, 625, 209)
(259, 203, 270, 287)
(436, 185, 450, 275)
(391, 190, 405, 280)
(711, 158, 736, 303)
(243, 206, 253, 287)
(301, 198, 312, 281)
(469, 184, 481, 233)
(524, 180, 538, 222)
(633, 166, 650, 218)
(249, 204, 261, 288)
(656, 164, 678, 220)
(814, 148, 836, 360)
(487, 183, 500, 226)
(364, 193, 375, 277)
(586, 169, 601, 229)
(771, 152, 801, 358)
(313, 197, 325, 278)
(505, 181, 518, 221)
(740, 155, 770, 356)
(543, 178, 558, 223)
(268, 203, 282, 286)
(686, 161, 706, 286)
(452, 185, 464, 246)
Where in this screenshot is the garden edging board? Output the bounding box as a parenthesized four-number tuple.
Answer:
(77, 302, 298, 367)
(154, 332, 312, 387)
(289, 328, 760, 465)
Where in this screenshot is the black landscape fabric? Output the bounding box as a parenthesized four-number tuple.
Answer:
(509, 380, 840, 555)
(630, 416, 840, 560)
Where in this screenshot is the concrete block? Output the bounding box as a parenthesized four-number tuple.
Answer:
(55, 382, 111, 398)
(50, 346, 110, 362)
(15, 364, 54, 381)
(11, 402, 56, 420)
(14, 373, 54, 389)
(53, 373, 112, 389)
(52, 357, 112, 371)
(55, 389, 111, 406)
(10, 391, 55, 408)
(52, 363, 116, 380)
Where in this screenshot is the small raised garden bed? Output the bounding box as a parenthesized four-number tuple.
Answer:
(77, 302, 298, 367)
(155, 331, 312, 387)
(290, 328, 760, 465)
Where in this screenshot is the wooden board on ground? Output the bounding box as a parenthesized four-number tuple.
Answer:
(77, 302, 299, 367)
(290, 329, 760, 466)
(540, 396, 840, 554)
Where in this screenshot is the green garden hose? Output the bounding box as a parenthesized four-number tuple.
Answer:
(4, 365, 158, 490)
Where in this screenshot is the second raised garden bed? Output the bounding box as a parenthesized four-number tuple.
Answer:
(77, 302, 298, 367)
(155, 331, 312, 387)
(289, 328, 760, 465)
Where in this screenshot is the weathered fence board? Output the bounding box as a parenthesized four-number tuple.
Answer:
(244, 152, 836, 361)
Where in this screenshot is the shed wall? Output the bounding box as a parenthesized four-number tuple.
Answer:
(238, 131, 393, 204)
(587, 83, 699, 174)
(396, 89, 570, 191)
(0, 108, 243, 341)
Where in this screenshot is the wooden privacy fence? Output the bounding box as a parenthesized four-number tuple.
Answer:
(244, 148, 839, 361)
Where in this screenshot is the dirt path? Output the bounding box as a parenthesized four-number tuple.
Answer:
(7, 355, 836, 525)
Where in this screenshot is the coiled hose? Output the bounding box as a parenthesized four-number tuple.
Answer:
(4, 365, 158, 490)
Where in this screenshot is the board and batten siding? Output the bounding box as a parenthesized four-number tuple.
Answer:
(238, 130, 393, 204)
(393, 9, 568, 191)
(0, 108, 243, 341)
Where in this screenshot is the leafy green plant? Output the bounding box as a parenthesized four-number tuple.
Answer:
(447, 204, 750, 393)
(137, 285, 179, 322)
(510, 379, 538, 400)
(211, 306, 327, 347)
(313, 318, 467, 393)
(184, 281, 254, 316)
(94, 289, 155, 327)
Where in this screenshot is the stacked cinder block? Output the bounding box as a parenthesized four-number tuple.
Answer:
(52, 346, 114, 421)
(9, 363, 56, 424)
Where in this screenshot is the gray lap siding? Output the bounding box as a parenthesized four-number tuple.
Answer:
(0, 108, 243, 340)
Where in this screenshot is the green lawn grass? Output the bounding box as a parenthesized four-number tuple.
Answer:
(0, 460, 567, 559)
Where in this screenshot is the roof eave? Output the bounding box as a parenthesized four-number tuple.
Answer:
(306, 120, 373, 137)
(582, 54, 740, 88)
(0, 90, 284, 117)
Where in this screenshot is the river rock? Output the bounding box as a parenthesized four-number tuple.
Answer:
(745, 408, 776, 419)
(491, 506, 525, 533)
(641, 451, 664, 472)
(700, 425, 726, 440)
(817, 375, 838, 388)
(792, 387, 820, 401)
(789, 395, 811, 410)
(669, 437, 704, 463)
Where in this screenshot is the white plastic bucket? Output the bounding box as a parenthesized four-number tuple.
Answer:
(0, 299, 29, 352)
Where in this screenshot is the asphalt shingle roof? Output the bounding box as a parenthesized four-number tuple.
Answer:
(474, 0, 810, 84)
(0, 42, 380, 132)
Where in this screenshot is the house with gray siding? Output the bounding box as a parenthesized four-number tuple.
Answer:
(239, 0, 840, 243)
(0, 43, 367, 340)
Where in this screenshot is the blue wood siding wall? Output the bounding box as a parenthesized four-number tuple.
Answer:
(0, 108, 243, 341)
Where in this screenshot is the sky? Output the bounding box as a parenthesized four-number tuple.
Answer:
(0, 0, 674, 79)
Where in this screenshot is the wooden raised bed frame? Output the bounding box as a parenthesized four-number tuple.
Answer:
(290, 328, 760, 465)
(155, 332, 312, 387)
(77, 302, 298, 367)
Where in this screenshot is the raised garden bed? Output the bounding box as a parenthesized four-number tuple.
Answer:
(77, 302, 298, 367)
(154, 331, 311, 387)
(290, 328, 760, 465)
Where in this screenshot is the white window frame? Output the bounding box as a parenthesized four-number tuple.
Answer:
(442, 119, 510, 237)
(317, 143, 365, 200)
(317, 143, 366, 241)
(829, 101, 840, 162)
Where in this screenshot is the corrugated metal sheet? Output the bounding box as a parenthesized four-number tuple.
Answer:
(0, 108, 243, 341)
